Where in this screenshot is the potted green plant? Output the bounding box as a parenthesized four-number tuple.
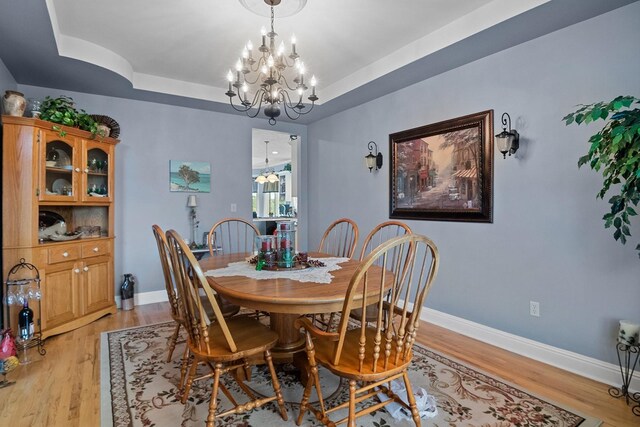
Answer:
(563, 95, 640, 258)
(38, 95, 98, 137)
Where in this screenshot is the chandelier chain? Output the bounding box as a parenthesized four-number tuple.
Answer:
(271, 6, 275, 34)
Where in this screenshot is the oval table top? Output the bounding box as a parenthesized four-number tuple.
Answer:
(201, 252, 390, 315)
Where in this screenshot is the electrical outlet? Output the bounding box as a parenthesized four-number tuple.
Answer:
(530, 301, 540, 317)
(230, 203, 237, 212)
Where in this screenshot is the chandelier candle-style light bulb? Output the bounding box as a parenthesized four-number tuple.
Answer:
(226, 0, 319, 125)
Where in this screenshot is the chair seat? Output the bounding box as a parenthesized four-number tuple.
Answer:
(349, 304, 379, 324)
(312, 328, 412, 381)
(190, 315, 279, 362)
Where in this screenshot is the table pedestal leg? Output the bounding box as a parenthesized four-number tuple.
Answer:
(270, 313, 306, 356)
(269, 313, 309, 383)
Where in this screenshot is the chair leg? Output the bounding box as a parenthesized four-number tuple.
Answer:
(206, 362, 222, 427)
(166, 322, 181, 362)
(265, 349, 288, 421)
(402, 371, 421, 427)
(348, 379, 357, 427)
(326, 312, 336, 331)
(296, 367, 314, 426)
(181, 358, 199, 404)
(243, 360, 252, 381)
(297, 332, 324, 426)
(178, 345, 190, 392)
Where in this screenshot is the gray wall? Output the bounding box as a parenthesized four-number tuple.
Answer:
(3, 3, 639, 366)
(14, 86, 308, 295)
(306, 3, 640, 363)
(0, 57, 17, 103)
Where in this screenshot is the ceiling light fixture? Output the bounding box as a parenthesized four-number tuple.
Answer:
(226, 0, 318, 126)
(255, 140, 280, 183)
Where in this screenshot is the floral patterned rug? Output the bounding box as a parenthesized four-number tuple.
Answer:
(101, 322, 601, 427)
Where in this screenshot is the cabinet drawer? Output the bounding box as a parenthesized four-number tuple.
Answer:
(81, 240, 110, 258)
(48, 245, 80, 264)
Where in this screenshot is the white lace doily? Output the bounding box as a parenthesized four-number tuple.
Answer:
(204, 257, 349, 284)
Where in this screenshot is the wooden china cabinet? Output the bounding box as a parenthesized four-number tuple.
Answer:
(2, 116, 118, 339)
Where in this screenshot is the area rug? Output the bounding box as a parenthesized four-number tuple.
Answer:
(101, 322, 601, 427)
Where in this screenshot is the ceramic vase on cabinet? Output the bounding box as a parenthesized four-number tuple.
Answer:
(2, 91, 26, 116)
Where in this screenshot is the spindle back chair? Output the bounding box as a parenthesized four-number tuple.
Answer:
(296, 234, 439, 427)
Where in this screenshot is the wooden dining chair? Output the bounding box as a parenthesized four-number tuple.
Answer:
(152, 225, 240, 372)
(317, 218, 359, 258)
(313, 218, 360, 330)
(166, 229, 288, 426)
(351, 221, 412, 324)
(152, 224, 185, 363)
(208, 217, 260, 256)
(295, 233, 439, 427)
(208, 218, 266, 322)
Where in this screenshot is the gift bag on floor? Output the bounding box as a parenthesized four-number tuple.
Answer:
(377, 378, 438, 420)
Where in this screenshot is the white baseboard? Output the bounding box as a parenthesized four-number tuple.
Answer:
(123, 291, 638, 391)
(115, 290, 168, 308)
(422, 307, 639, 392)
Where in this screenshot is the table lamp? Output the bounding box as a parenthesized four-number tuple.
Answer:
(187, 195, 199, 248)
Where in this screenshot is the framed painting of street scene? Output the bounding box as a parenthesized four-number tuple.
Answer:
(389, 110, 494, 222)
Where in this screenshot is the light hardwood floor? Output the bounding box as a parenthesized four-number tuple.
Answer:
(0, 302, 637, 426)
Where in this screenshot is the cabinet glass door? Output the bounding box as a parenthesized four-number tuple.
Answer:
(40, 131, 79, 202)
(82, 141, 113, 202)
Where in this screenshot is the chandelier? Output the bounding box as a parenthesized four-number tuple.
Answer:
(255, 141, 279, 183)
(226, 0, 318, 125)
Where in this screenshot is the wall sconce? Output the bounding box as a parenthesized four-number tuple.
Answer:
(186, 195, 199, 248)
(495, 113, 520, 159)
(365, 141, 383, 172)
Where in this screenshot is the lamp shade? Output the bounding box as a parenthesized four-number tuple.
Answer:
(365, 152, 376, 171)
(187, 195, 197, 207)
(495, 131, 515, 158)
(263, 181, 279, 193)
(495, 112, 519, 159)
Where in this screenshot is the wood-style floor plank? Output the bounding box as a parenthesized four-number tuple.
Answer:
(0, 302, 637, 426)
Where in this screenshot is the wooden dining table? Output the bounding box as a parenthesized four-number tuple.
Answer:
(200, 252, 392, 363)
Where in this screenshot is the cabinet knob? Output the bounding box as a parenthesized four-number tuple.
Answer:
(83, 266, 89, 272)
(84, 168, 89, 173)
(74, 268, 81, 274)
(75, 167, 81, 172)
(63, 252, 69, 257)
(93, 247, 99, 252)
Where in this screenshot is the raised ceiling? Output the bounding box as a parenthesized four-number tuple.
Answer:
(48, 0, 497, 103)
(0, 0, 637, 124)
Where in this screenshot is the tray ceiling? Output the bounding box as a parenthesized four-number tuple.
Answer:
(0, 0, 636, 123)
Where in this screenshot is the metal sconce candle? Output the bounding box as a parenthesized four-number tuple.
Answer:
(609, 320, 640, 416)
(365, 141, 383, 172)
(495, 112, 519, 159)
(187, 195, 199, 248)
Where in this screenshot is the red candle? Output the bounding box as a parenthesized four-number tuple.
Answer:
(262, 240, 271, 251)
(281, 239, 290, 248)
